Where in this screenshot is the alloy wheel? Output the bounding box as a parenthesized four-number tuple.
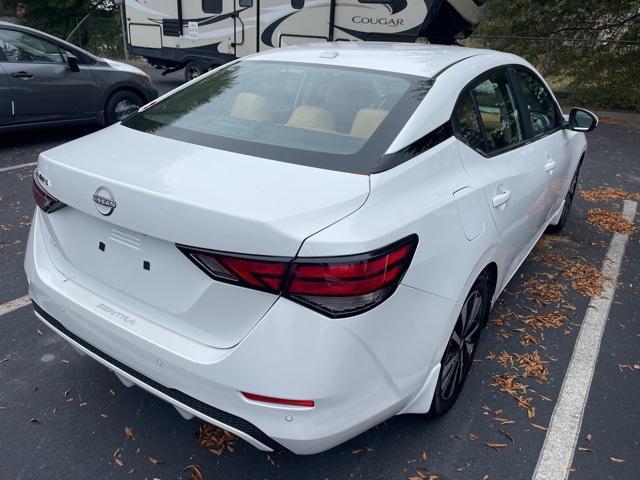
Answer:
(440, 289, 483, 401)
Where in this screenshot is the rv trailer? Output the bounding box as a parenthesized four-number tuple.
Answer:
(124, 0, 486, 81)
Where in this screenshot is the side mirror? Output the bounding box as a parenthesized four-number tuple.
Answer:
(67, 54, 80, 73)
(238, 0, 253, 6)
(567, 107, 598, 132)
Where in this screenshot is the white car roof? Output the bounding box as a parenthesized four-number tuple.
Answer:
(245, 42, 504, 78)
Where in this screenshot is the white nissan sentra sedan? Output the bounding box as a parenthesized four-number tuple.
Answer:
(25, 43, 597, 454)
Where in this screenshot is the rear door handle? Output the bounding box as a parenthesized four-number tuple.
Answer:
(492, 190, 512, 208)
(11, 71, 33, 79)
(544, 160, 556, 173)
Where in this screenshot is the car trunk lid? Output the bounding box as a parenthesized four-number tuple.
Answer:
(36, 125, 369, 348)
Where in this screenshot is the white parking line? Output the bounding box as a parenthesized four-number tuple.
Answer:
(0, 162, 37, 173)
(0, 295, 31, 317)
(533, 200, 638, 480)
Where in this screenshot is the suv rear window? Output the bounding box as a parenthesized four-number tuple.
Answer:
(123, 60, 430, 174)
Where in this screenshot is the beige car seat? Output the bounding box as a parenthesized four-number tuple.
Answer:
(350, 108, 389, 139)
(230, 93, 273, 122)
(287, 105, 336, 132)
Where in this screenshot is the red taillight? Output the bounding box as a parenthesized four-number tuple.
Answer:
(242, 392, 314, 408)
(177, 235, 417, 318)
(177, 247, 290, 294)
(32, 176, 65, 214)
(286, 236, 417, 317)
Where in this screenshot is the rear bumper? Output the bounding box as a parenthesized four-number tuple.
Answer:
(32, 302, 277, 451)
(25, 209, 457, 454)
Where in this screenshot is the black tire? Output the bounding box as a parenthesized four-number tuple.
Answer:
(105, 90, 144, 125)
(547, 165, 581, 234)
(430, 273, 489, 416)
(184, 61, 203, 82)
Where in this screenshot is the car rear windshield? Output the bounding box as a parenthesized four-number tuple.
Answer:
(123, 61, 431, 174)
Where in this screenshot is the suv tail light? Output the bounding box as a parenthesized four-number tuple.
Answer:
(177, 235, 418, 318)
(32, 174, 66, 214)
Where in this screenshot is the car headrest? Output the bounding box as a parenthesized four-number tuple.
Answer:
(350, 108, 388, 139)
(287, 105, 336, 132)
(230, 93, 273, 122)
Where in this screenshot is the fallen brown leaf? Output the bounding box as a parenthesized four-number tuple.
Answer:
(115, 458, 124, 467)
(611, 457, 626, 463)
(124, 426, 135, 439)
(147, 456, 164, 464)
(499, 430, 513, 443)
(530, 423, 548, 432)
(183, 464, 203, 480)
(493, 417, 515, 425)
(485, 442, 508, 453)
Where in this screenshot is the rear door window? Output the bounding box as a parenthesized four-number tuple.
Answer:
(514, 68, 560, 137)
(454, 92, 485, 152)
(454, 70, 525, 155)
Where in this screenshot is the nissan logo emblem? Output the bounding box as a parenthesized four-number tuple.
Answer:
(93, 186, 116, 216)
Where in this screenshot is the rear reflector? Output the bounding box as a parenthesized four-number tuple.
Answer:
(32, 174, 66, 214)
(242, 392, 314, 408)
(177, 234, 418, 318)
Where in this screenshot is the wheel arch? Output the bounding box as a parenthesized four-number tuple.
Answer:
(483, 261, 499, 306)
(104, 85, 146, 105)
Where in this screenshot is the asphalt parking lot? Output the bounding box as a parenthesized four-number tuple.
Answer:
(0, 73, 638, 479)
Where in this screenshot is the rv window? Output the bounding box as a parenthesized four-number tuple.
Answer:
(202, 0, 223, 14)
(358, 0, 394, 3)
(239, 0, 253, 7)
(123, 60, 429, 174)
(291, 0, 304, 9)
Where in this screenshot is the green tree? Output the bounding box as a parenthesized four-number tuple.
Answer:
(470, 0, 640, 110)
(16, 1, 116, 42)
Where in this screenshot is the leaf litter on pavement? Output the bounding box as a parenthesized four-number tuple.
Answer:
(196, 423, 237, 456)
(580, 186, 640, 203)
(483, 200, 616, 451)
(586, 208, 636, 234)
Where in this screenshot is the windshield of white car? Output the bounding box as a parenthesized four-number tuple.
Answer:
(123, 61, 432, 174)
